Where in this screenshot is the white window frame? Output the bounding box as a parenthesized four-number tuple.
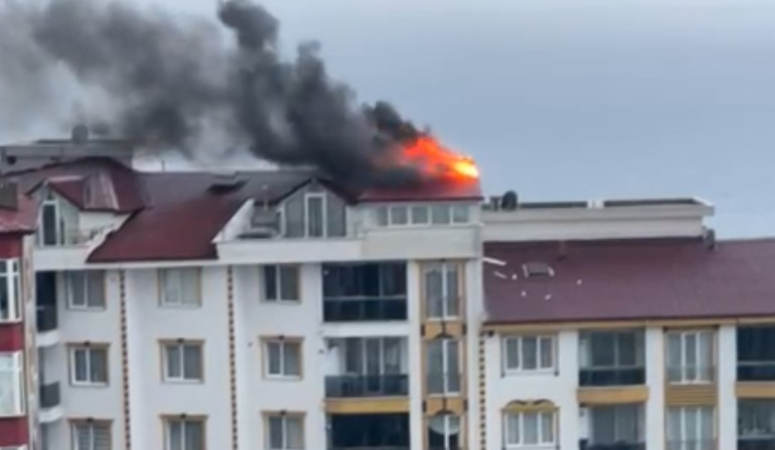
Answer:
(667, 406, 714, 449)
(71, 421, 111, 450)
(503, 410, 556, 448)
(262, 265, 300, 302)
(0, 260, 20, 323)
(266, 414, 304, 450)
(303, 192, 327, 238)
(69, 346, 108, 387)
(429, 338, 461, 396)
(265, 340, 302, 379)
(428, 414, 461, 450)
(159, 268, 201, 308)
(375, 203, 471, 228)
(165, 418, 205, 450)
(64, 271, 106, 310)
(0, 352, 24, 417)
(162, 342, 204, 383)
(502, 335, 555, 374)
(667, 330, 714, 384)
(425, 263, 460, 320)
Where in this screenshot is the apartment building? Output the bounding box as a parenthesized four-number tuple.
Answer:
(0, 148, 483, 450)
(2, 138, 775, 450)
(480, 200, 775, 450)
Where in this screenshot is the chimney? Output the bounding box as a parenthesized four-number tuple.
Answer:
(0, 181, 18, 211)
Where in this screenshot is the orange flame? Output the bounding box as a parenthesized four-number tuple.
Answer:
(399, 136, 479, 182)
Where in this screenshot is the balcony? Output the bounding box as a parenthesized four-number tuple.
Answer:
(326, 374, 409, 398)
(36, 305, 58, 333)
(329, 413, 410, 450)
(579, 367, 646, 387)
(38, 381, 63, 423)
(666, 440, 716, 450)
(738, 362, 775, 382)
(323, 298, 407, 322)
(739, 438, 775, 450)
(580, 443, 645, 450)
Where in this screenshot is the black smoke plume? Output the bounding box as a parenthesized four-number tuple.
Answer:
(0, 0, 432, 187)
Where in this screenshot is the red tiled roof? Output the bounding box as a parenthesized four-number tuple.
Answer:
(3, 156, 482, 262)
(359, 178, 483, 202)
(0, 195, 38, 234)
(484, 239, 775, 325)
(88, 170, 311, 262)
(13, 158, 145, 213)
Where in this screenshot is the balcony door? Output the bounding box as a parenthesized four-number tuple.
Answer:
(343, 338, 403, 395)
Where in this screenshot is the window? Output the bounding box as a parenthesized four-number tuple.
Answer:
(522, 262, 554, 279)
(37, 188, 79, 246)
(427, 338, 460, 395)
(428, 414, 461, 450)
(323, 263, 406, 299)
(580, 330, 645, 368)
(667, 330, 713, 383)
(0, 352, 23, 416)
(163, 341, 203, 382)
(340, 337, 404, 375)
(503, 335, 554, 373)
(263, 265, 300, 302)
(70, 345, 108, 386)
(159, 268, 200, 307)
(588, 404, 644, 445)
(266, 414, 304, 450)
(504, 410, 555, 448)
(65, 271, 105, 310)
(0, 260, 20, 322)
(740, 400, 775, 440)
(264, 339, 302, 378)
(737, 326, 775, 381)
(374, 204, 470, 227)
(71, 421, 111, 450)
(283, 188, 346, 238)
(667, 406, 714, 450)
(165, 417, 205, 450)
(424, 263, 460, 319)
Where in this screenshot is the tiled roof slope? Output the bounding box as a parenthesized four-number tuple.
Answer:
(0, 194, 38, 234)
(484, 239, 775, 325)
(3, 157, 482, 262)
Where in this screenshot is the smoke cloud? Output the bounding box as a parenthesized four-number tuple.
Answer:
(0, 0, 430, 187)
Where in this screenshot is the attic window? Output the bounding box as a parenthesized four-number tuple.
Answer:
(522, 262, 554, 279)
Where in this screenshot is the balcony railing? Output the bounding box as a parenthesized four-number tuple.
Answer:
(738, 362, 775, 381)
(426, 372, 462, 395)
(39, 382, 60, 409)
(739, 438, 775, 450)
(666, 365, 715, 384)
(325, 375, 409, 398)
(580, 442, 645, 450)
(666, 439, 716, 450)
(323, 298, 407, 322)
(36, 305, 58, 333)
(579, 367, 646, 387)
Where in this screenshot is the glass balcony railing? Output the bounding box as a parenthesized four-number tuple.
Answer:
(39, 382, 61, 409)
(666, 365, 715, 384)
(579, 441, 645, 450)
(666, 439, 716, 450)
(36, 305, 58, 333)
(738, 362, 775, 381)
(738, 438, 775, 450)
(323, 298, 407, 322)
(325, 374, 409, 398)
(579, 367, 646, 387)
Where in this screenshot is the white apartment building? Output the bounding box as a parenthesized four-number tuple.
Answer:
(0, 139, 774, 450)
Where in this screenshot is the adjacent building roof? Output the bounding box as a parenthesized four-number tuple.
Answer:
(0, 194, 38, 234)
(484, 238, 775, 325)
(2, 157, 482, 262)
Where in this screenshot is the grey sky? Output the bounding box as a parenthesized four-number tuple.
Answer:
(6, 0, 775, 236)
